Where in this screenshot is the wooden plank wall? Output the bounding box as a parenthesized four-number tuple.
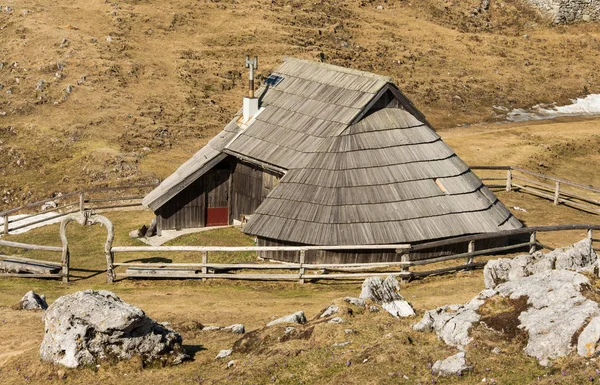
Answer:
(257, 235, 526, 264)
(156, 177, 206, 232)
(230, 160, 281, 222)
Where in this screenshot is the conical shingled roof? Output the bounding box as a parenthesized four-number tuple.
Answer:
(243, 108, 522, 245)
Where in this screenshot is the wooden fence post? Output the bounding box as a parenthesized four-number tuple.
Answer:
(62, 247, 70, 283)
(3, 214, 8, 235)
(79, 191, 85, 212)
(529, 231, 537, 254)
(299, 249, 305, 284)
(467, 240, 475, 265)
(506, 170, 512, 192)
(201, 251, 208, 282)
(553, 182, 560, 205)
(399, 250, 410, 283)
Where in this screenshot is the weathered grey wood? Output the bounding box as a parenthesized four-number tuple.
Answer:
(114, 262, 301, 269)
(201, 251, 208, 282)
(513, 167, 600, 194)
(470, 166, 512, 170)
(0, 273, 62, 279)
(60, 213, 115, 283)
(554, 182, 561, 206)
(535, 241, 555, 251)
(529, 232, 537, 254)
(0, 239, 62, 252)
(0, 255, 61, 266)
(112, 244, 410, 253)
(0, 259, 61, 274)
(467, 240, 475, 264)
(513, 184, 600, 214)
(409, 242, 532, 266)
(0, 191, 79, 217)
(506, 170, 512, 192)
(411, 262, 487, 277)
(86, 196, 145, 204)
(9, 210, 77, 232)
(299, 249, 305, 284)
(3, 215, 9, 235)
(79, 192, 85, 212)
(126, 268, 199, 277)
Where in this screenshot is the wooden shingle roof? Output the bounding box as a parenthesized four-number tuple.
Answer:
(242, 108, 522, 245)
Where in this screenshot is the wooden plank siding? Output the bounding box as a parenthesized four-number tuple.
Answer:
(230, 160, 282, 223)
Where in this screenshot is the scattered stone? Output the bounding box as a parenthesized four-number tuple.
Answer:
(284, 326, 295, 335)
(491, 347, 502, 355)
(223, 324, 245, 334)
(320, 304, 339, 318)
(332, 341, 351, 348)
(513, 206, 527, 212)
(360, 275, 415, 317)
(344, 297, 366, 307)
(41, 201, 58, 211)
(36, 79, 47, 91)
(59, 39, 69, 48)
(106, 36, 113, 42)
(413, 303, 480, 347)
(216, 349, 232, 359)
(226, 360, 235, 369)
(328, 317, 344, 324)
(432, 351, 472, 376)
(129, 225, 148, 239)
(344, 329, 356, 334)
(40, 290, 188, 368)
(376, 5, 384, 10)
(12, 291, 48, 310)
(266, 311, 306, 327)
(369, 305, 380, 313)
(202, 326, 221, 331)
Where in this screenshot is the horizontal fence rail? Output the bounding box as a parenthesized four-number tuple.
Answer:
(0, 239, 65, 280)
(111, 224, 600, 283)
(0, 183, 158, 236)
(472, 166, 600, 215)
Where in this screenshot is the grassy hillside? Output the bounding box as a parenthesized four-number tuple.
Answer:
(1, 0, 600, 209)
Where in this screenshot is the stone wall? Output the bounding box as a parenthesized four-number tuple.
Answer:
(525, 0, 600, 23)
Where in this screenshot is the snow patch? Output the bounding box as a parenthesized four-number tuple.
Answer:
(504, 94, 600, 122)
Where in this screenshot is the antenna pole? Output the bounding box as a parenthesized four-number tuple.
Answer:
(245, 56, 258, 98)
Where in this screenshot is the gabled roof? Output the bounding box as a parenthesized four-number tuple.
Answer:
(242, 108, 522, 245)
(144, 57, 411, 210)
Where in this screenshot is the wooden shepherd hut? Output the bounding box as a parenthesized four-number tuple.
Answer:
(142, 57, 523, 263)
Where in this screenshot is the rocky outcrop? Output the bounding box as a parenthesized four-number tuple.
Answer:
(12, 291, 48, 310)
(432, 351, 472, 376)
(40, 290, 188, 368)
(525, 0, 600, 23)
(266, 311, 307, 327)
(360, 275, 415, 317)
(484, 238, 597, 289)
(415, 239, 600, 366)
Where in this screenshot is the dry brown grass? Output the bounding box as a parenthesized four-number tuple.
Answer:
(1, 0, 600, 208)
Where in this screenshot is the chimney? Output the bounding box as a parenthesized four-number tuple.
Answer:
(243, 56, 259, 122)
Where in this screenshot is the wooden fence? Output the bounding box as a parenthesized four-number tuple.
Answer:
(472, 166, 600, 215)
(0, 183, 158, 236)
(110, 224, 600, 283)
(0, 239, 64, 280)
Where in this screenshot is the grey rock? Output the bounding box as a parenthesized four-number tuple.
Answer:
(40, 290, 187, 368)
(484, 239, 597, 289)
(36, 79, 47, 91)
(360, 275, 415, 317)
(129, 229, 142, 239)
(413, 303, 480, 347)
(41, 201, 58, 211)
(432, 351, 472, 376)
(216, 349, 232, 359)
(578, 316, 600, 357)
(226, 360, 235, 368)
(344, 329, 356, 334)
(491, 347, 502, 354)
(344, 297, 365, 307)
(495, 270, 599, 363)
(328, 317, 344, 324)
(202, 326, 221, 331)
(320, 305, 339, 318)
(13, 291, 48, 310)
(266, 311, 306, 327)
(284, 327, 295, 335)
(223, 324, 245, 334)
(369, 305, 380, 313)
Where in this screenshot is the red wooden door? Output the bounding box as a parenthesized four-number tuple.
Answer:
(206, 169, 230, 226)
